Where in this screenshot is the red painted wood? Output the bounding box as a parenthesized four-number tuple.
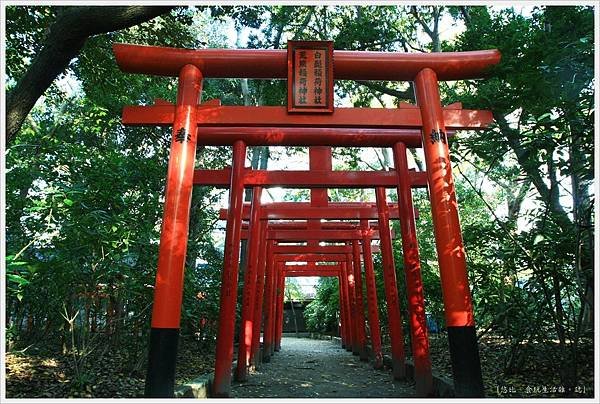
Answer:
(272, 245, 352, 254)
(282, 264, 341, 270)
(352, 240, 368, 361)
(415, 69, 475, 328)
(250, 224, 268, 368)
(341, 261, 354, 353)
(274, 273, 285, 351)
(221, 206, 410, 220)
(266, 229, 379, 241)
(191, 127, 428, 147)
(213, 141, 246, 396)
(235, 187, 263, 381)
(361, 222, 383, 369)
(338, 274, 347, 348)
(346, 251, 360, 356)
(394, 142, 433, 395)
(243, 221, 380, 230)
(193, 168, 428, 188)
(151, 65, 202, 329)
(283, 270, 339, 277)
(262, 254, 276, 360)
(122, 105, 493, 134)
(274, 253, 347, 262)
(113, 43, 500, 81)
(375, 187, 406, 380)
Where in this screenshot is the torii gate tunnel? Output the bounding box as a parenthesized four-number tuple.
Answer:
(114, 41, 501, 398)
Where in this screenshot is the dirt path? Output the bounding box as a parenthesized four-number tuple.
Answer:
(231, 337, 415, 398)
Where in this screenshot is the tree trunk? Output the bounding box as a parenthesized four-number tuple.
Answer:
(6, 6, 173, 144)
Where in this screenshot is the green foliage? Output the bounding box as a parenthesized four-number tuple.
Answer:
(304, 278, 339, 333)
(5, 6, 57, 83)
(443, 5, 595, 385)
(284, 278, 305, 302)
(4, 7, 232, 350)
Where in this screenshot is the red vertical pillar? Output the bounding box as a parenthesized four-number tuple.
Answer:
(361, 220, 383, 369)
(346, 251, 360, 356)
(339, 262, 350, 350)
(145, 65, 202, 398)
(414, 68, 484, 397)
(212, 140, 247, 397)
(270, 262, 281, 355)
(352, 240, 368, 361)
(235, 187, 263, 381)
(341, 261, 353, 352)
(337, 273, 347, 347)
(393, 142, 433, 396)
(274, 269, 285, 351)
(250, 228, 269, 368)
(375, 187, 406, 380)
(272, 263, 280, 352)
(340, 262, 351, 350)
(261, 241, 275, 362)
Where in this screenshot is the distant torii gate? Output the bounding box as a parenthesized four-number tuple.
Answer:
(243, 223, 385, 366)
(114, 42, 500, 398)
(219, 146, 399, 383)
(213, 146, 418, 386)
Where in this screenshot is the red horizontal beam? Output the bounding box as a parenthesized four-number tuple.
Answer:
(193, 168, 428, 188)
(113, 43, 501, 81)
(219, 202, 416, 221)
(241, 229, 390, 241)
(241, 229, 379, 241)
(275, 254, 348, 262)
(122, 105, 492, 133)
(267, 229, 380, 241)
(284, 270, 339, 277)
(262, 207, 401, 220)
(193, 127, 437, 147)
(282, 264, 341, 270)
(273, 245, 352, 254)
(228, 207, 408, 220)
(242, 221, 378, 230)
(245, 202, 389, 208)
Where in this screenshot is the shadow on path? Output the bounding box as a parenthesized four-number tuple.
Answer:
(231, 337, 415, 398)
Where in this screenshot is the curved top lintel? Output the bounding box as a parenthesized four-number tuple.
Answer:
(113, 43, 501, 81)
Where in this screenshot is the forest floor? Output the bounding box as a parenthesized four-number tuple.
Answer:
(5, 333, 594, 398)
(5, 335, 215, 398)
(404, 333, 595, 398)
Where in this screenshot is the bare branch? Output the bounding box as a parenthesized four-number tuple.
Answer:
(354, 81, 413, 101)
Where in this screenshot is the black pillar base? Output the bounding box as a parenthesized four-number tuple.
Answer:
(145, 328, 179, 398)
(262, 344, 271, 362)
(359, 348, 369, 362)
(447, 326, 485, 397)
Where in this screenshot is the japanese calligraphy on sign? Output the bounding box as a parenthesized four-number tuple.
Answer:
(287, 40, 334, 113)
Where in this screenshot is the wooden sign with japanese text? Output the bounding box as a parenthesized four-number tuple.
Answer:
(287, 40, 334, 113)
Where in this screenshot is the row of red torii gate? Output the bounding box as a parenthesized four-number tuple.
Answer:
(113, 40, 502, 398)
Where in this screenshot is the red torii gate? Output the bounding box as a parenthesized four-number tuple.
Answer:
(114, 42, 500, 398)
(209, 143, 432, 396)
(239, 222, 385, 367)
(214, 145, 417, 384)
(269, 243, 370, 362)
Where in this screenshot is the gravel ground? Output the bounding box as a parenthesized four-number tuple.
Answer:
(231, 337, 415, 398)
